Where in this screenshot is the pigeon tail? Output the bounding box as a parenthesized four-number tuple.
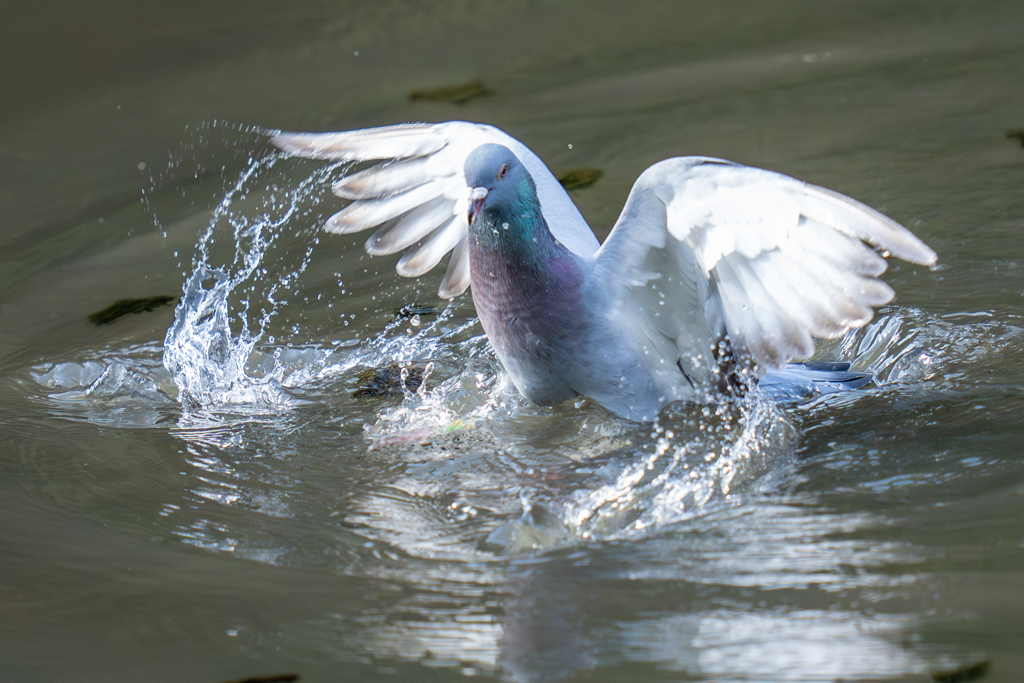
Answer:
(758, 361, 874, 403)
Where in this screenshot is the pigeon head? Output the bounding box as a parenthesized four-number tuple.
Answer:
(464, 143, 537, 226)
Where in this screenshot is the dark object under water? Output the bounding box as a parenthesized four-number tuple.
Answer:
(931, 660, 990, 683)
(556, 167, 604, 190)
(409, 81, 490, 104)
(354, 363, 424, 397)
(221, 674, 299, 683)
(87, 296, 177, 326)
(393, 303, 439, 319)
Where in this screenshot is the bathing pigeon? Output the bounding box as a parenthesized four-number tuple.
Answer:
(272, 122, 936, 420)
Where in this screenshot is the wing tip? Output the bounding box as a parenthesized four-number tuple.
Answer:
(909, 243, 938, 267)
(437, 238, 471, 299)
(269, 132, 307, 156)
(882, 239, 937, 268)
(323, 211, 363, 235)
(437, 282, 469, 299)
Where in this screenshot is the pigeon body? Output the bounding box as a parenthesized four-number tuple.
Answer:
(462, 144, 668, 418)
(464, 144, 591, 408)
(273, 122, 937, 421)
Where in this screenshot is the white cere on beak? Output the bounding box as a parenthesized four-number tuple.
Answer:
(468, 186, 490, 224)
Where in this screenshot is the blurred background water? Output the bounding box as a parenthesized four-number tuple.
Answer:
(2, 1, 1024, 681)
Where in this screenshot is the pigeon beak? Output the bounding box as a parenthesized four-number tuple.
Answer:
(468, 187, 488, 224)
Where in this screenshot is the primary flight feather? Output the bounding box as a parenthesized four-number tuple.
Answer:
(272, 121, 935, 421)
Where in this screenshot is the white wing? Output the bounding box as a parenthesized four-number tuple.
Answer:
(593, 157, 936, 386)
(272, 121, 599, 298)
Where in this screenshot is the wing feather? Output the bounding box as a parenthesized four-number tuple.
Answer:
(770, 253, 865, 337)
(272, 121, 598, 299)
(438, 236, 471, 299)
(396, 216, 466, 277)
(333, 155, 446, 200)
(325, 177, 454, 235)
(744, 250, 844, 339)
(594, 156, 935, 383)
(364, 197, 456, 256)
(273, 125, 447, 161)
(724, 253, 816, 362)
(787, 217, 888, 277)
(801, 185, 936, 264)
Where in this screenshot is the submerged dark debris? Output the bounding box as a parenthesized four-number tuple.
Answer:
(932, 660, 990, 683)
(409, 80, 490, 104)
(221, 675, 299, 683)
(354, 363, 424, 397)
(1007, 129, 1024, 147)
(393, 303, 438, 319)
(556, 167, 604, 190)
(88, 296, 177, 326)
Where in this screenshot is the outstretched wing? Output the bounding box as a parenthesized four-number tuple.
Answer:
(593, 157, 936, 387)
(272, 121, 599, 298)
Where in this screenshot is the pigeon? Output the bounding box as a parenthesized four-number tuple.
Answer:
(272, 122, 936, 421)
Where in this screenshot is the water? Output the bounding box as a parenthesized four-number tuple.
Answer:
(3, 1, 1024, 681)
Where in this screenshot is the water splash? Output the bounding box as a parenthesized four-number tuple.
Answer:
(161, 150, 348, 411)
(563, 394, 796, 540)
(28, 343, 178, 428)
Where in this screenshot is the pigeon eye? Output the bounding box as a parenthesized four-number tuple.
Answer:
(497, 164, 508, 180)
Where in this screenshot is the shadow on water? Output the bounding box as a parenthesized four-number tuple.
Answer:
(16, 130, 1011, 681)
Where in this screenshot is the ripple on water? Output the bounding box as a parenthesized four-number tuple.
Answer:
(21, 299, 1023, 553)
(8, 316, 999, 595)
